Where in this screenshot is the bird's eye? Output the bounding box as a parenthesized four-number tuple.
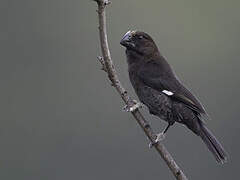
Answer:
(138, 35, 143, 39)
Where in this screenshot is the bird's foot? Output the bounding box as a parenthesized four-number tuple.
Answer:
(156, 132, 166, 141)
(148, 132, 166, 148)
(122, 100, 142, 112)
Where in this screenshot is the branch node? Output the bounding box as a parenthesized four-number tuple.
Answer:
(121, 90, 127, 96)
(97, 56, 107, 72)
(144, 123, 150, 129)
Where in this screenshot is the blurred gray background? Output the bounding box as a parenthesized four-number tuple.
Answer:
(1, 0, 239, 179)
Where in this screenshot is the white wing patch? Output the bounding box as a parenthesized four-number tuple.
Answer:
(162, 90, 174, 96)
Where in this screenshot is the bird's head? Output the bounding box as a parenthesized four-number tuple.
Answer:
(120, 30, 159, 58)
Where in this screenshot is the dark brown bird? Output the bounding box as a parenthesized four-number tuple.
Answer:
(120, 30, 227, 164)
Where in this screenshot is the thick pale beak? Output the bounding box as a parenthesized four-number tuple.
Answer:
(120, 30, 135, 48)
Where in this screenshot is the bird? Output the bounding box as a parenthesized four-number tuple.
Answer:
(120, 30, 227, 164)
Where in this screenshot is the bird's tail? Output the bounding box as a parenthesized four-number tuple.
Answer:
(199, 122, 227, 164)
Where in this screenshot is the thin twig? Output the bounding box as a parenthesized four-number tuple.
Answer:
(93, 0, 188, 179)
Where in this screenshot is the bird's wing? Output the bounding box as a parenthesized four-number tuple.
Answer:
(138, 60, 207, 115)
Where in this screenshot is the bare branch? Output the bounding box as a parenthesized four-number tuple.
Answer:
(93, 1, 188, 179)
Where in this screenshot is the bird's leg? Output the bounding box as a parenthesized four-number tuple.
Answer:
(123, 99, 142, 112)
(163, 123, 171, 134)
(149, 123, 171, 148)
(155, 123, 171, 141)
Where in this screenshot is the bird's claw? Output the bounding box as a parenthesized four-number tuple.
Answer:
(148, 133, 166, 148)
(148, 142, 155, 148)
(122, 100, 142, 112)
(155, 132, 166, 142)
